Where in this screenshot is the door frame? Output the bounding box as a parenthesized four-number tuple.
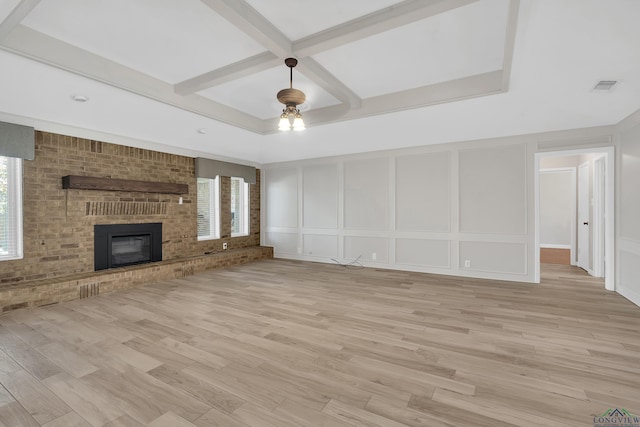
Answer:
(577, 161, 591, 273)
(592, 155, 606, 278)
(534, 147, 615, 291)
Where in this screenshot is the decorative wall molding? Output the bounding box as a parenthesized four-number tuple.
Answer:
(264, 137, 535, 283)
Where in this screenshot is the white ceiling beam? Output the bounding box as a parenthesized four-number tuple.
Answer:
(199, 0, 292, 57)
(1, 25, 265, 133)
(358, 70, 503, 114)
(266, 71, 504, 132)
(297, 58, 361, 109)
(0, 0, 40, 42)
(293, 0, 480, 57)
(180, 0, 480, 97)
(501, 0, 520, 91)
(197, 0, 361, 111)
(174, 52, 280, 95)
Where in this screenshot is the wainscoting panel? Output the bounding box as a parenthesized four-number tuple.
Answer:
(265, 167, 298, 228)
(396, 238, 450, 268)
(303, 163, 339, 229)
(344, 158, 389, 230)
(459, 144, 527, 234)
(264, 232, 298, 255)
(621, 125, 640, 242)
(396, 152, 450, 232)
(459, 241, 527, 275)
(618, 238, 640, 307)
(303, 234, 338, 258)
(344, 236, 389, 263)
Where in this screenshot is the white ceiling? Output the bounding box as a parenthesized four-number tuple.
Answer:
(0, 0, 639, 165)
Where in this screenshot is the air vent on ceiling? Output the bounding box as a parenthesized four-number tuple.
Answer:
(593, 80, 618, 91)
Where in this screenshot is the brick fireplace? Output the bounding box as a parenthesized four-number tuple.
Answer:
(0, 131, 271, 312)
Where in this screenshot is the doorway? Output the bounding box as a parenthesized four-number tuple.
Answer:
(535, 147, 614, 290)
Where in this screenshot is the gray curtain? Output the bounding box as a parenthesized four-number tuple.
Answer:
(0, 121, 35, 160)
(195, 157, 256, 184)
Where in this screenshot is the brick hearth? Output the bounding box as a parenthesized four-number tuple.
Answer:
(1, 246, 273, 313)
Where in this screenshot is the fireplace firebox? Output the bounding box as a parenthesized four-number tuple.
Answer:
(94, 223, 162, 271)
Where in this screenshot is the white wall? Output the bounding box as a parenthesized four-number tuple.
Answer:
(263, 135, 536, 282)
(262, 127, 618, 284)
(539, 156, 579, 169)
(617, 109, 640, 306)
(539, 169, 574, 247)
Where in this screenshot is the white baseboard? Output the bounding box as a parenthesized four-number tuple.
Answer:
(618, 286, 640, 308)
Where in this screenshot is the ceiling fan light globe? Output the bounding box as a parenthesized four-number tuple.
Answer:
(278, 115, 291, 131)
(292, 115, 305, 131)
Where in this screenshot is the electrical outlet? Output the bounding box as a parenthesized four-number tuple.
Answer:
(223, 242, 228, 250)
(464, 260, 471, 268)
(297, 247, 302, 254)
(372, 253, 377, 261)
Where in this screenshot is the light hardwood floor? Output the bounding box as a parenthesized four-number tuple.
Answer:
(1, 260, 639, 426)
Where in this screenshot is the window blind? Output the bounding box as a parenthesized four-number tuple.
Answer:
(0, 156, 23, 260)
(196, 177, 220, 240)
(230, 177, 249, 236)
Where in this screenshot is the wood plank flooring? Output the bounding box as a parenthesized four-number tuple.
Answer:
(0, 260, 639, 426)
(540, 248, 571, 265)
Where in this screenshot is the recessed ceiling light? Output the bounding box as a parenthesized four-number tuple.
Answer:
(197, 128, 207, 134)
(72, 94, 89, 102)
(593, 80, 618, 91)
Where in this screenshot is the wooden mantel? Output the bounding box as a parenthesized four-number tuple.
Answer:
(62, 175, 188, 195)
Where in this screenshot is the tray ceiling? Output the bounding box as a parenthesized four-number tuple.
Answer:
(1, 0, 516, 134)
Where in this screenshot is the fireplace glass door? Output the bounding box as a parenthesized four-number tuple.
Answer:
(111, 234, 151, 267)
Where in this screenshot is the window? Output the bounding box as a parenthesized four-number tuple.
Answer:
(0, 156, 23, 261)
(196, 177, 220, 240)
(231, 177, 249, 236)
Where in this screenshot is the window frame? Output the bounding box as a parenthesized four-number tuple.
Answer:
(196, 176, 220, 241)
(231, 177, 249, 237)
(0, 156, 23, 261)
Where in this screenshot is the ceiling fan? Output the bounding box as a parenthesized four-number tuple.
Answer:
(277, 58, 306, 131)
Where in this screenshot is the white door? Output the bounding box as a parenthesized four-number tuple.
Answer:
(577, 162, 590, 272)
(592, 156, 606, 277)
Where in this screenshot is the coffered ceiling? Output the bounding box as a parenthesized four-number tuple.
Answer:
(0, 0, 639, 164)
